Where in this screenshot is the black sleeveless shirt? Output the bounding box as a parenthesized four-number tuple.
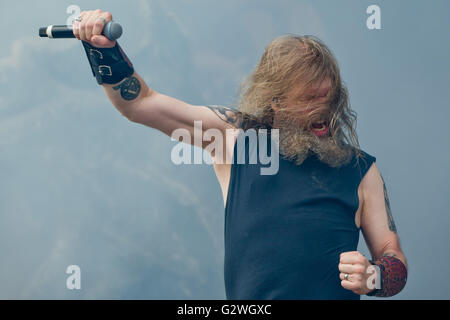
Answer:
(224, 130, 376, 299)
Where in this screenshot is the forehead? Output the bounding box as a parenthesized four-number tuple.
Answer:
(289, 78, 331, 99)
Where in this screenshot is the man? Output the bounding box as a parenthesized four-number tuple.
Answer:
(73, 9, 408, 299)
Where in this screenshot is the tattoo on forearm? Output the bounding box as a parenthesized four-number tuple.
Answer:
(381, 174, 397, 233)
(382, 252, 398, 258)
(113, 76, 141, 101)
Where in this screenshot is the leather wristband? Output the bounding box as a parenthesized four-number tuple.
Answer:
(366, 256, 407, 297)
(81, 40, 134, 85)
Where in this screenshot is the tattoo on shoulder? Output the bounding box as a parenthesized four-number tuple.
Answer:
(205, 105, 268, 130)
(113, 76, 141, 101)
(381, 174, 397, 233)
(205, 105, 243, 128)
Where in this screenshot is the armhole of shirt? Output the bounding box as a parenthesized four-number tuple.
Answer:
(353, 150, 376, 230)
(224, 135, 239, 214)
(356, 150, 377, 184)
(356, 150, 377, 198)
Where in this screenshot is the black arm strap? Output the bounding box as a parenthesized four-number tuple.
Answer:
(81, 41, 134, 85)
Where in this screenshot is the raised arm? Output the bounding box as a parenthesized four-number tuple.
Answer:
(73, 9, 248, 154)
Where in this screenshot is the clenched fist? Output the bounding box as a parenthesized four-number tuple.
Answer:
(338, 251, 376, 295)
(72, 9, 116, 48)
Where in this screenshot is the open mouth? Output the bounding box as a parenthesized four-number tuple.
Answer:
(310, 121, 329, 136)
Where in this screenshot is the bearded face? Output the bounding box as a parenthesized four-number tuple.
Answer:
(271, 79, 354, 167)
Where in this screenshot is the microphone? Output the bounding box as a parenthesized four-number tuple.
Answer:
(39, 21, 122, 41)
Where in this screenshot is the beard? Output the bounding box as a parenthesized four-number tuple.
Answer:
(275, 121, 354, 168)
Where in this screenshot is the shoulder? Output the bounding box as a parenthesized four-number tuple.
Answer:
(355, 149, 376, 168)
(353, 148, 377, 179)
(355, 149, 382, 197)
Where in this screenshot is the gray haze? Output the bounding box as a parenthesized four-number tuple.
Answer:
(0, 0, 449, 299)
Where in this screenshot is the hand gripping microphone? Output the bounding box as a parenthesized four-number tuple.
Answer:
(38, 20, 131, 85)
(39, 21, 122, 41)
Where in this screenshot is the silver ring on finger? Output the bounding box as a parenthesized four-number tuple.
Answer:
(344, 273, 350, 281)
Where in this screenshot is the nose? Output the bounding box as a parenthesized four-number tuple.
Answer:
(316, 86, 329, 98)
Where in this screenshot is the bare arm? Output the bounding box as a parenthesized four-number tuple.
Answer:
(101, 72, 149, 119)
(74, 9, 247, 154)
(339, 162, 408, 296)
(360, 163, 408, 269)
(106, 71, 249, 161)
(111, 77, 247, 158)
(359, 163, 408, 297)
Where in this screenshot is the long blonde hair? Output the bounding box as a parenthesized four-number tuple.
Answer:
(230, 34, 363, 161)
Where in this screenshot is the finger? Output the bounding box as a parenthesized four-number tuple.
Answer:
(92, 11, 112, 37)
(340, 251, 360, 259)
(78, 11, 91, 41)
(91, 18, 106, 38)
(73, 19, 80, 39)
(340, 251, 360, 256)
(84, 10, 100, 41)
(91, 12, 108, 37)
(338, 263, 365, 274)
(90, 35, 116, 48)
(341, 280, 358, 291)
(340, 252, 366, 265)
(339, 272, 363, 282)
(339, 272, 352, 281)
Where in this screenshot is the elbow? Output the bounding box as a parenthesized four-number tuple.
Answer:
(125, 102, 148, 124)
(124, 108, 139, 123)
(118, 87, 155, 123)
(124, 96, 157, 127)
(379, 249, 408, 271)
(118, 107, 138, 123)
(119, 87, 160, 127)
(122, 94, 151, 124)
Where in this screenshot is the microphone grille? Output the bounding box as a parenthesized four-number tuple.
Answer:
(107, 22, 123, 40)
(103, 21, 122, 41)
